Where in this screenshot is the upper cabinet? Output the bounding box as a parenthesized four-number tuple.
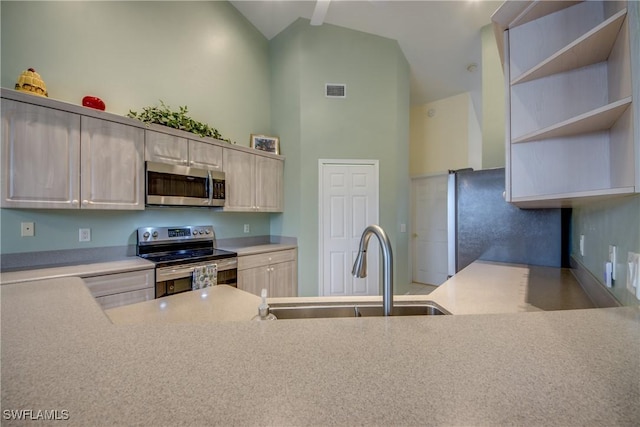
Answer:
(1, 99, 81, 209)
(80, 116, 144, 210)
(493, 0, 638, 207)
(1, 88, 284, 212)
(223, 148, 283, 212)
(145, 130, 223, 171)
(1, 98, 144, 210)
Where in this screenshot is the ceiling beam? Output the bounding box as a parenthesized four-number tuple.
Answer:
(310, 0, 331, 26)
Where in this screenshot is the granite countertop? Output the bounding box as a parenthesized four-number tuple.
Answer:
(0, 257, 154, 285)
(268, 261, 595, 315)
(2, 272, 639, 425)
(105, 285, 261, 324)
(0, 243, 298, 286)
(426, 261, 595, 314)
(229, 243, 297, 257)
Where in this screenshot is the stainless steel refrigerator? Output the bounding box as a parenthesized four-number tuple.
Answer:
(447, 168, 567, 277)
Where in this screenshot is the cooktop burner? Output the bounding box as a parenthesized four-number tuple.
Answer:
(139, 248, 237, 266)
(136, 225, 236, 268)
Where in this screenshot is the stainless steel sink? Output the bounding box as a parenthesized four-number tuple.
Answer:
(268, 302, 450, 320)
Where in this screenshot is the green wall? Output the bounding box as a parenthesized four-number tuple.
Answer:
(572, 195, 640, 306)
(1, 1, 270, 145)
(1, 209, 271, 253)
(1, 3, 410, 297)
(269, 19, 411, 296)
(1, 1, 272, 254)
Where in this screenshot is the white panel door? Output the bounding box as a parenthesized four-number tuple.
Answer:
(411, 175, 448, 285)
(320, 162, 379, 296)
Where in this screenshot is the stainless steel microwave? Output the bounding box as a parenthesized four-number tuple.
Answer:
(145, 161, 225, 207)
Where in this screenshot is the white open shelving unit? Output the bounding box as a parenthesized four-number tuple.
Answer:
(493, 0, 638, 208)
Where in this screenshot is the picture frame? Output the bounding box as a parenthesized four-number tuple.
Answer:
(250, 134, 280, 155)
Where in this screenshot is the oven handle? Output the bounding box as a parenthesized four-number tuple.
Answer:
(156, 258, 237, 282)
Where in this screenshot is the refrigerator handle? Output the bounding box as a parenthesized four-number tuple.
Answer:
(447, 172, 457, 277)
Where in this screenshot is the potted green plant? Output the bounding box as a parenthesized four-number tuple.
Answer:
(127, 101, 232, 143)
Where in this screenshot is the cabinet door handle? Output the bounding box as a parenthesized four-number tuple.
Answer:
(72, 199, 79, 206)
(82, 200, 89, 206)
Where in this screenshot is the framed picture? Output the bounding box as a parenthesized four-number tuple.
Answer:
(250, 134, 280, 154)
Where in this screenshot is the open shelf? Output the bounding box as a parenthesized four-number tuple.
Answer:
(512, 9, 627, 85)
(508, 1, 583, 29)
(512, 97, 631, 144)
(511, 186, 637, 208)
(491, 1, 582, 66)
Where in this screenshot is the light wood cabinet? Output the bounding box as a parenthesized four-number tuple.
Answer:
(237, 248, 297, 297)
(1, 99, 81, 208)
(80, 117, 145, 210)
(145, 130, 223, 170)
(493, 0, 638, 208)
(1, 99, 144, 210)
(82, 268, 155, 309)
(223, 148, 283, 212)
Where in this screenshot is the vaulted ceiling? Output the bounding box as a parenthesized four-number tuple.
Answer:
(230, 0, 503, 106)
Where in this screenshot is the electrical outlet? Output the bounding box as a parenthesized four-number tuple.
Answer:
(21, 222, 35, 237)
(243, 224, 250, 233)
(79, 228, 91, 242)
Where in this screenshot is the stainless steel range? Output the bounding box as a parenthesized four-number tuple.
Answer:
(136, 225, 237, 298)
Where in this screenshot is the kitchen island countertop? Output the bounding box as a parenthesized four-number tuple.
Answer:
(2, 273, 639, 426)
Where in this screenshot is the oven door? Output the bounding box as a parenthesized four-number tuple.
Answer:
(145, 161, 225, 207)
(155, 258, 237, 298)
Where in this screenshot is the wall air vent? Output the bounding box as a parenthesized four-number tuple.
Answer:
(325, 83, 346, 98)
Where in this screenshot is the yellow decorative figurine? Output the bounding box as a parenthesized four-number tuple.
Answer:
(15, 68, 48, 97)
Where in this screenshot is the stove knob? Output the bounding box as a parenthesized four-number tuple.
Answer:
(152, 231, 159, 238)
(193, 230, 198, 236)
(205, 229, 211, 235)
(199, 230, 204, 235)
(143, 232, 150, 239)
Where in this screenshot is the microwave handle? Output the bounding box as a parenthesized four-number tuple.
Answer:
(208, 171, 213, 205)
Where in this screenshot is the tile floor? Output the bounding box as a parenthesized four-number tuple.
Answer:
(405, 283, 438, 295)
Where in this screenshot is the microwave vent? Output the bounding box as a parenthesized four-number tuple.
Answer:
(325, 83, 346, 98)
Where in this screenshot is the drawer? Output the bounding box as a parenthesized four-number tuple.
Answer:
(238, 249, 296, 270)
(82, 269, 154, 298)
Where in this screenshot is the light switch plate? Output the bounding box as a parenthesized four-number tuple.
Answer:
(609, 245, 617, 280)
(79, 228, 91, 242)
(626, 252, 639, 297)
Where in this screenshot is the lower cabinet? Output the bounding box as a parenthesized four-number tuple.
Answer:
(82, 268, 154, 309)
(237, 248, 297, 297)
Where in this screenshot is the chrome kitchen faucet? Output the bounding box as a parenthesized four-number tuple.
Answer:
(352, 225, 394, 316)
